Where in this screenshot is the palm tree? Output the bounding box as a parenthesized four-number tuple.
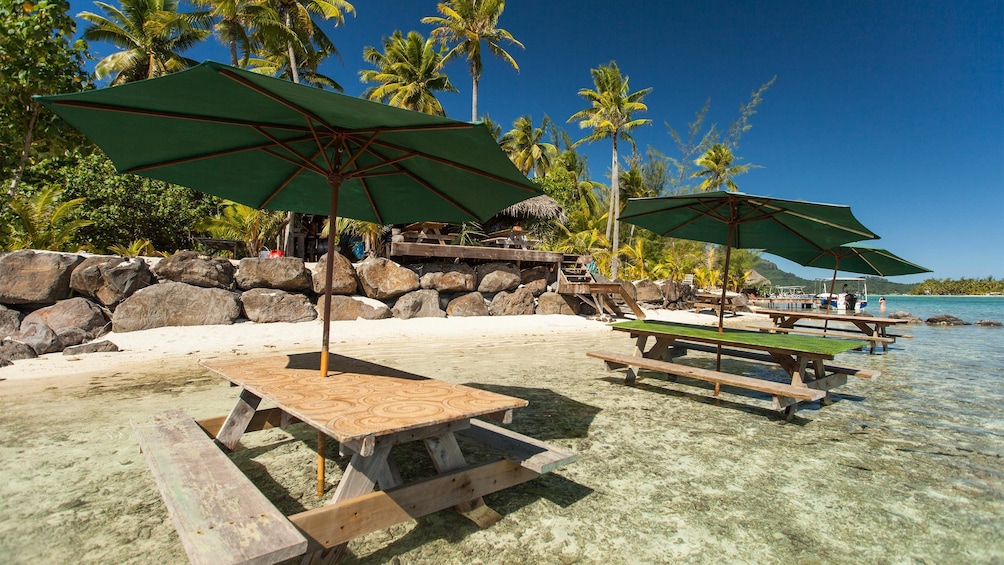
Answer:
(359, 30, 457, 115)
(192, 0, 288, 68)
(5, 185, 92, 251)
(267, 0, 353, 84)
(691, 143, 752, 192)
(79, 0, 212, 84)
(500, 115, 556, 177)
(195, 201, 286, 257)
(568, 61, 651, 279)
(248, 36, 342, 89)
(422, 0, 523, 121)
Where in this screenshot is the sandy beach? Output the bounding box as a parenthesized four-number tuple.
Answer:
(1, 307, 1001, 564)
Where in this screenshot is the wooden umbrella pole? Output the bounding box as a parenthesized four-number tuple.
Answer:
(824, 256, 841, 333)
(317, 431, 326, 497)
(715, 221, 736, 377)
(320, 180, 341, 378)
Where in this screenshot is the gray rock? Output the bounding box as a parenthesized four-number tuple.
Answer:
(976, 319, 1002, 327)
(22, 297, 109, 340)
(489, 287, 536, 316)
(663, 281, 696, 306)
(356, 257, 419, 299)
(236, 257, 312, 292)
(112, 282, 241, 332)
(888, 311, 923, 324)
(520, 266, 554, 297)
(615, 279, 637, 301)
(925, 314, 970, 326)
(16, 320, 60, 354)
(0, 339, 37, 361)
(420, 263, 475, 292)
(240, 288, 317, 323)
(446, 292, 489, 317)
(70, 256, 152, 308)
(311, 253, 357, 295)
(634, 279, 663, 303)
(324, 295, 392, 321)
(476, 262, 521, 293)
(0, 250, 84, 305)
(535, 292, 581, 315)
(153, 250, 235, 289)
(0, 304, 22, 339)
(393, 289, 447, 320)
(63, 340, 120, 355)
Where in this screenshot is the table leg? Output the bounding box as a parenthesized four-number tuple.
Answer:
(424, 432, 502, 528)
(626, 335, 650, 385)
(214, 388, 261, 451)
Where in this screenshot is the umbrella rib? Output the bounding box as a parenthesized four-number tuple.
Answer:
(260, 137, 341, 208)
(253, 126, 329, 176)
(261, 147, 327, 176)
(47, 99, 312, 133)
(218, 69, 336, 135)
(367, 138, 537, 193)
(357, 177, 384, 225)
(124, 134, 319, 174)
(348, 151, 421, 176)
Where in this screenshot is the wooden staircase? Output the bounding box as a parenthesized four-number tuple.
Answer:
(555, 254, 645, 319)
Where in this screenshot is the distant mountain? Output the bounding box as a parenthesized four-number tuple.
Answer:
(753, 261, 918, 295)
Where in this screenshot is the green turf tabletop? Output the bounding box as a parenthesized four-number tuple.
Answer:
(610, 319, 867, 356)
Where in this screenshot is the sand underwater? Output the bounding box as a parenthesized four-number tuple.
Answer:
(0, 316, 1002, 564)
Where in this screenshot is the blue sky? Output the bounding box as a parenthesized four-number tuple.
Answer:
(69, 0, 1003, 283)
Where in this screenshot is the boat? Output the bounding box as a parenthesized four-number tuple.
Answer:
(815, 277, 869, 310)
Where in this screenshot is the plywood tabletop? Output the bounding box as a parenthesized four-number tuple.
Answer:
(201, 352, 528, 443)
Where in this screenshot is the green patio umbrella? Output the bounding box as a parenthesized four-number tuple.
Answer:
(37, 61, 540, 377)
(766, 241, 931, 317)
(619, 190, 879, 333)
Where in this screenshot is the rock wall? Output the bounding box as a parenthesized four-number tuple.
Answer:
(0, 249, 713, 363)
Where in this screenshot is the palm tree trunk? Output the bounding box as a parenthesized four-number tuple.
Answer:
(9, 105, 40, 197)
(284, 10, 300, 84)
(610, 136, 621, 279)
(229, 28, 239, 67)
(471, 73, 479, 122)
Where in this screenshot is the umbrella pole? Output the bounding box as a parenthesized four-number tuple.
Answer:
(318, 179, 341, 497)
(715, 226, 735, 379)
(824, 257, 841, 333)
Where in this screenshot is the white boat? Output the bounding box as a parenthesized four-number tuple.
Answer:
(815, 277, 868, 310)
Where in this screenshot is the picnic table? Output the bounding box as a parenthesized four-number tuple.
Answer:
(132, 352, 575, 565)
(753, 307, 912, 354)
(481, 228, 538, 249)
(693, 291, 741, 316)
(393, 221, 454, 244)
(588, 320, 873, 420)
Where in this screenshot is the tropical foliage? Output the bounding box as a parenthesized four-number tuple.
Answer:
(196, 200, 287, 257)
(500, 115, 556, 177)
(360, 30, 456, 114)
(909, 278, 1004, 296)
(4, 184, 92, 251)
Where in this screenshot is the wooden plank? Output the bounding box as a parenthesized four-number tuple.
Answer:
(757, 325, 895, 343)
(457, 419, 578, 474)
(388, 241, 562, 263)
(288, 460, 539, 549)
(197, 407, 300, 437)
(215, 388, 261, 451)
(424, 432, 500, 527)
(586, 351, 825, 401)
(131, 411, 307, 565)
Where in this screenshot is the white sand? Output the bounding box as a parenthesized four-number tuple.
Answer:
(0, 307, 765, 381)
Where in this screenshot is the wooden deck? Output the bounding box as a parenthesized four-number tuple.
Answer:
(387, 241, 564, 265)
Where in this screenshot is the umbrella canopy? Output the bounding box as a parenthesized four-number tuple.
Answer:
(620, 191, 879, 333)
(37, 61, 541, 376)
(766, 241, 930, 317)
(765, 242, 931, 278)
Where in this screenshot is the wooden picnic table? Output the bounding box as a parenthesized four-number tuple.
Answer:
(393, 221, 454, 245)
(693, 291, 740, 316)
(590, 320, 869, 420)
(753, 307, 911, 354)
(482, 228, 538, 249)
(133, 353, 575, 564)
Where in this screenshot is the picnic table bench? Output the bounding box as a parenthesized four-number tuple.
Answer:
(133, 353, 576, 565)
(481, 228, 538, 249)
(753, 308, 912, 354)
(590, 320, 870, 420)
(693, 292, 740, 316)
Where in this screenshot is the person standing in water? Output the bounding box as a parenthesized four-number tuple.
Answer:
(880, 296, 887, 312)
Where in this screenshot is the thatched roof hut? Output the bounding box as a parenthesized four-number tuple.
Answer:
(493, 195, 566, 223)
(746, 269, 771, 286)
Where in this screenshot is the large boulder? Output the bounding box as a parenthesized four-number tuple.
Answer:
(0, 305, 22, 340)
(976, 319, 1003, 327)
(419, 263, 476, 292)
(925, 314, 970, 326)
(393, 289, 446, 320)
(0, 339, 37, 362)
(325, 295, 392, 321)
(153, 250, 236, 289)
(489, 287, 536, 316)
(355, 257, 419, 299)
(535, 292, 580, 315)
(446, 292, 489, 317)
(240, 288, 317, 323)
(20, 297, 110, 351)
(888, 311, 923, 324)
(520, 266, 554, 297)
(634, 279, 663, 303)
(111, 282, 241, 332)
(14, 321, 60, 355)
(615, 279, 638, 301)
(0, 250, 83, 305)
(236, 257, 312, 292)
(70, 256, 153, 308)
(663, 281, 697, 308)
(476, 262, 521, 294)
(311, 253, 357, 295)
